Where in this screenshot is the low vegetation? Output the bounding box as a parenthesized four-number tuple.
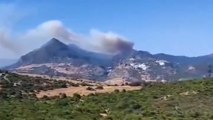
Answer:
(96, 85, 104, 90)
(0, 72, 212, 119)
(0, 72, 79, 99)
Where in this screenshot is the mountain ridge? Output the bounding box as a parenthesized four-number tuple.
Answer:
(6, 38, 213, 82)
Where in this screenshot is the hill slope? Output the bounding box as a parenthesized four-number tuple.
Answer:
(0, 73, 212, 120)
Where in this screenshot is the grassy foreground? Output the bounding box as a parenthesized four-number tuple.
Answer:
(0, 79, 212, 120)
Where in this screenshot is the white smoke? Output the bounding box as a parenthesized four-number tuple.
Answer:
(0, 3, 134, 58)
(0, 3, 26, 56)
(1, 19, 134, 56)
(22, 20, 79, 44)
(0, 29, 21, 54)
(21, 20, 133, 54)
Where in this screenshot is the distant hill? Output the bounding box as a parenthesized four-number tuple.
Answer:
(155, 53, 213, 66)
(6, 38, 213, 82)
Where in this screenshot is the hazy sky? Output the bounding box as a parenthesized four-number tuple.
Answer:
(0, 0, 213, 59)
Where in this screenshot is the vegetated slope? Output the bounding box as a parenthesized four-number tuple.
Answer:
(0, 78, 212, 120)
(0, 71, 80, 99)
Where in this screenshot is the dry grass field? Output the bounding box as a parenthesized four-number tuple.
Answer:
(37, 85, 142, 98)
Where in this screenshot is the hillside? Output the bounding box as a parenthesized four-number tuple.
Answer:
(0, 71, 81, 99)
(0, 71, 212, 120)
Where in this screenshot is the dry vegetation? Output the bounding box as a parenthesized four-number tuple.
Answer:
(37, 85, 142, 98)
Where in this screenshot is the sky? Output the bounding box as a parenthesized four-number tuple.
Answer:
(0, 0, 213, 59)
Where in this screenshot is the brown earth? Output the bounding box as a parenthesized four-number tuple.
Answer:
(37, 86, 142, 98)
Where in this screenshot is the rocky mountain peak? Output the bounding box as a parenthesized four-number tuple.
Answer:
(5, 38, 213, 82)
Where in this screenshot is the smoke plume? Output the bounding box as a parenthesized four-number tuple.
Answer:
(0, 3, 26, 55)
(0, 30, 21, 53)
(90, 30, 134, 54)
(0, 3, 134, 57)
(22, 20, 134, 54)
(0, 19, 134, 56)
(23, 20, 79, 43)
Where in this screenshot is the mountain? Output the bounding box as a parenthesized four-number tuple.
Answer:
(9, 38, 71, 67)
(68, 44, 113, 66)
(10, 38, 112, 68)
(155, 53, 213, 66)
(155, 53, 213, 78)
(6, 38, 113, 80)
(6, 38, 213, 83)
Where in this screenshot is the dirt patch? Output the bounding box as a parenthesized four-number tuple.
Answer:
(37, 86, 142, 98)
(104, 78, 126, 86)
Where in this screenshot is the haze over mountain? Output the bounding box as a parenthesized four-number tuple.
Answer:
(6, 38, 213, 83)
(0, 59, 17, 68)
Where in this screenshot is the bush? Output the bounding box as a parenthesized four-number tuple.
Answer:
(129, 81, 143, 86)
(96, 86, 104, 90)
(122, 89, 126, 92)
(86, 87, 95, 91)
(73, 93, 81, 100)
(81, 82, 90, 86)
(41, 95, 50, 100)
(114, 89, 120, 93)
(59, 93, 67, 99)
(88, 93, 95, 96)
